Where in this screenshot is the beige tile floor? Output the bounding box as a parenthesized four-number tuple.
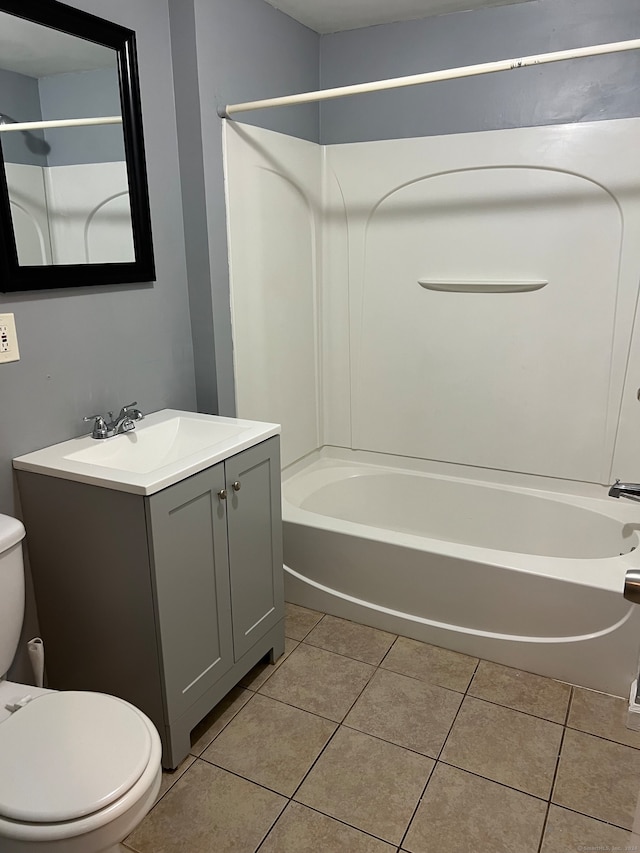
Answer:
(121, 604, 640, 853)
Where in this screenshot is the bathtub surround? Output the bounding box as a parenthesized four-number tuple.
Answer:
(224, 123, 321, 468)
(168, 0, 319, 416)
(225, 117, 640, 484)
(175, 0, 640, 427)
(6, 161, 133, 265)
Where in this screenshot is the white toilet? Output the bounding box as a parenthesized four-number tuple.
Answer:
(0, 513, 162, 853)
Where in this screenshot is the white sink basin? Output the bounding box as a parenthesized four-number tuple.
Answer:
(13, 410, 280, 495)
(65, 416, 248, 474)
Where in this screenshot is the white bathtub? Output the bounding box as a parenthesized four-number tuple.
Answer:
(283, 449, 640, 697)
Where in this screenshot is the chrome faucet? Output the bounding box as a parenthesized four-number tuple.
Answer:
(84, 402, 144, 439)
(608, 479, 640, 503)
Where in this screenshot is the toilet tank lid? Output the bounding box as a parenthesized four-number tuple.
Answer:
(0, 514, 25, 553)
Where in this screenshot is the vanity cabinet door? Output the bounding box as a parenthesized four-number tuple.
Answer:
(225, 438, 284, 660)
(146, 463, 234, 722)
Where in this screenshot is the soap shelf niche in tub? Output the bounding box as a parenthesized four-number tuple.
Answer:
(418, 279, 548, 293)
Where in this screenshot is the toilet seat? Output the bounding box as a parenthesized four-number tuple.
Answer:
(0, 691, 152, 824)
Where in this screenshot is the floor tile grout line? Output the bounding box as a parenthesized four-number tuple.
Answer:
(547, 802, 640, 834)
(464, 656, 482, 695)
(397, 758, 438, 851)
(536, 709, 569, 853)
(378, 660, 473, 692)
(301, 634, 397, 667)
(453, 690, 570, 727)
(371, 660, 469, 695)
(436, 759, 552, 803)
(269, 799, 407, 849)
(563, 685, 574, 727)
(396, 671, 476, 853)
(250, 689, 347, 725)
(534, 686, 573, 853)
(297, 634, 397, 670)
(195, 752, 298, 802)
(538, 685, 575, 853)
(377, 634, 402, 670)
(251, 793, 289, 853)
(563, 722, 640, 751)
(339, 718, 450, 761)
(436, 678, 472, 761)
(337, 648, 384, 716)
(288, 724, 343, 801)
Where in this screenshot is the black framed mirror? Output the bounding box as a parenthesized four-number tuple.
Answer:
(0, 0, 155, 291)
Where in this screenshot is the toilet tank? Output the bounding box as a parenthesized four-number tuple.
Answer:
(0, 514, 26, 679)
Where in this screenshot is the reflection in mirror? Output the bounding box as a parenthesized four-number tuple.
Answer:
(0, 0, 154, 291)
(0, 12, 134, 266)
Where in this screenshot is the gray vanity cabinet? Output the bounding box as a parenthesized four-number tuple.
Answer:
(225, 442, 284, 659)
(146, 439, 284, 727)
(145, 463, 234, 724)
(16, 436, 284, 770)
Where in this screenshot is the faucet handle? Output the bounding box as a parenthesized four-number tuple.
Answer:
(83, 414, 109, 439)
(118, 401, 144, 421)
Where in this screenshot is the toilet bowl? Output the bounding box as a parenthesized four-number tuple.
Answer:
(0, 513, 162, 852)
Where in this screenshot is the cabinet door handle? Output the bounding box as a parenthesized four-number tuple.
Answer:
(232, 481, 241, 492)
(217, 489, 228, 500)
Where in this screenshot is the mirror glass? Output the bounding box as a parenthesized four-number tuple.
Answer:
(0, 1, 154, 291)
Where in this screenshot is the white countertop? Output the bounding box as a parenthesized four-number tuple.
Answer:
(13, 409, 280, 496)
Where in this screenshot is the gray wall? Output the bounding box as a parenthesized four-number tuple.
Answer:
(169, 0, 319, 416)
(40, 68, 126, 166)
(0, 68, 47, 166)
(320, 0, 640, 143)
(3, 0, 195, 680)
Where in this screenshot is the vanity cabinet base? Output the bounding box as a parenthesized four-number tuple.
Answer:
(164, 621, 284, 768)
(16, 436, 284, 770)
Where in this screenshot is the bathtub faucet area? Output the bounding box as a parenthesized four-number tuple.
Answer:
(608, 480, 640, 502)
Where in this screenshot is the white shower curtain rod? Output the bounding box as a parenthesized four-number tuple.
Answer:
(0, 115, 122, 133)
(219, 37, 640, 117)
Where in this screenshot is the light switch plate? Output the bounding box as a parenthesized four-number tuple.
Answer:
(0, 313, 20, 363)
